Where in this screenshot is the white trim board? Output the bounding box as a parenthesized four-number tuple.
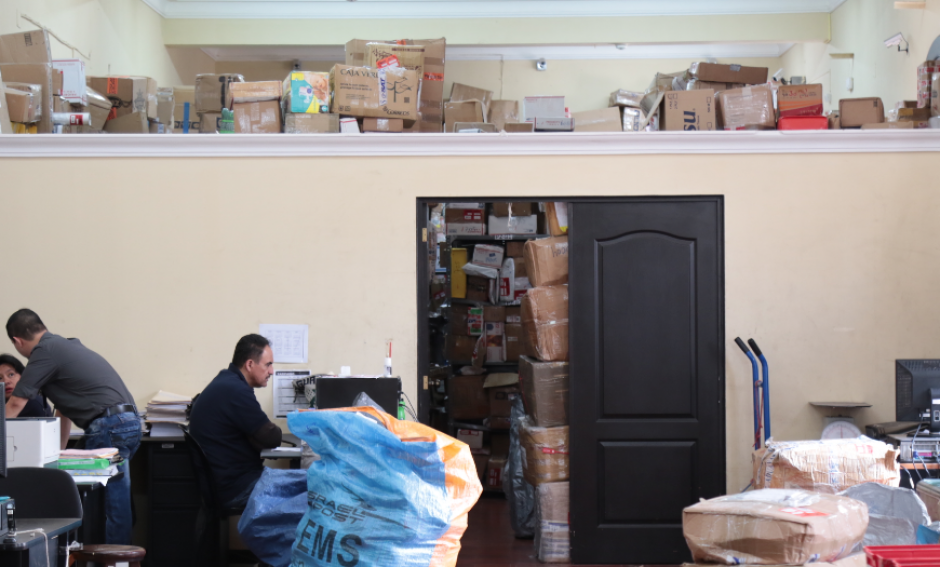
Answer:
(143, 0, 848, 19)
(201, 43, 797, 62)
(2, 130, 938, 158)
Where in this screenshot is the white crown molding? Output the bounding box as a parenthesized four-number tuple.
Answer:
(201, 42, 796, 62)
(147, 0, 848, 20)
(1, 129, 937, 158)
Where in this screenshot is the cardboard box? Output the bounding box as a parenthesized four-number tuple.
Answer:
(486, 322, 505, 362)
(453, 122, 496, 133)
(233, 100, 281, 133)
(285, 113, 339, 133)
(444, 99, 484, 132)
(0, 31, 51, 65)
(898, 106, 931, 128)
(535, 117, 574, 131)
(346, 38, 446, 133)
(52, 59, 85, 105)
(339, 116, 360, 133)
(828, 112, 841, 129)
(778, 116, 828, 130)
(545, 202, 568, 236)
(362, 117, 404, 133)
(491, 431, 511, 457)
(689, 62, 768, 85)
(0, 63, 57, 134)
(450, 83, 493, 116)
(488, 100, 519, 130)
(524, 236, 569, 287)
(506, 241, 526, 258)
(492, 203, 535, 217)
(172, 86, 198, 133)
(466, 276, 491, 302)
(505, 323, 524, 362)
(472, 244, 505, 269)
(445, 207, 484, 224)
(572, 107, 622, 132)
(485, 456, 506, 491)
(684, 79, 746, 92)
(449, 306, 471, 337)
(505, 306, 522, 323)
(194, 73, 245, 112)
(523, 96, 565, 121)
(535, 482, 570, 563)
(621, 107, 645, 132)
(663, 90, 716, 131)
(717, 85, 776, 130)
(752, 438, 900, 493)
(839, 97, 884, 128)
(521, 285, 569, 362)
(456, 428, 484, 450)
(226, 81, 281, 107)
(520, 419, 569, 486)
(609, 89, 644, 108)
(449, 375, 489, 419)
(197, 111, 220, 134)
(489, 215, 538, 235)
(88, 76, 157, 120)
(366, 43, 425, 80)
(488, 385, 518, 418)
(649, 71, 685, 93)
(519, 356, 569, 427)
(447, 222, 485, 236)
(504, 122, 534, 133)
(330, 64, 418, 122)
(683, 490, 868, 566)
(3, 87, 40, 123)
(483, 305, 506, 322)
(515, 261, 527, 279)
(472, 453, 489, 481)
(103, 110, 148, 134)
(283, 71, 330, 114)
(778, 83, 824, 118)
(861, 121, 913, 129)
(451, 247, 468, 299)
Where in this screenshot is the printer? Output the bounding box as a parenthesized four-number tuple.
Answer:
(6, 417, 60, 468)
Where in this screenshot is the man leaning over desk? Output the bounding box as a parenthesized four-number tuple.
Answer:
(5, 308, 141, 545)
(189, 334, 282, 509)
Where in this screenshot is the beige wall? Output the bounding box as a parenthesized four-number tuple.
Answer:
(0, 0, 212, 87)
(1, 151, 937, 493)
(783, 0, 940, 113)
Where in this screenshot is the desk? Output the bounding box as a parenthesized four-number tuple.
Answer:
(0, 517, 81, 567)
(72, 472, 124, 547)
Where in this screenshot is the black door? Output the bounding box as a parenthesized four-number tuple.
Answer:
(569, 197, 725, 564)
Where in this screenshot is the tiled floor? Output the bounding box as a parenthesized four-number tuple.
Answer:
(457, 494, 680, 567)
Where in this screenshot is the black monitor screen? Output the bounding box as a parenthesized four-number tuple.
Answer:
(896, 359, 940, 422)
(314, 377, 402, 416)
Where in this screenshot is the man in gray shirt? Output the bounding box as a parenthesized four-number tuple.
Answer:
(6, 309, 141, 545)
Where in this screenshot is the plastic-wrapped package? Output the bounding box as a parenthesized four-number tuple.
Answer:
(620, 107, 645, 132)
(609, 89, 645, 108)
(520, 417, 568, 486)
(519, 355, 568, 427)
(237, 468, 309, 567)
(461, 262, 500, 280)
(683, 489, 868, 565)
(753, 437, 900, 494)
(226, 81, 282, 106)
(288, 407, 482, 567)
(521, 285, 568, 362)
(534, 482, 570, 563)
(503, 393, 536, 538)
(717, 85, 776, 130)
(523, 237, 568, 288)
(839, 482, 928, 546)
(917, 478, 940, 521)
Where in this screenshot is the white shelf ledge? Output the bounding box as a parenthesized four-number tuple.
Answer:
(2, 130, 940, 158)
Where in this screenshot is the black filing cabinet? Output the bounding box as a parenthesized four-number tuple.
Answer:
(147, 440, 199, 567)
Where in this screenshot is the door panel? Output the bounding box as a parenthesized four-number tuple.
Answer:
(570, 198, 724, 565)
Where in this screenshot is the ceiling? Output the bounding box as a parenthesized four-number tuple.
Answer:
(144, 0, 848, 19)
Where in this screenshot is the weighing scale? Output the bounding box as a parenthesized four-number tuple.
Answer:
(809, 402, 872, 439)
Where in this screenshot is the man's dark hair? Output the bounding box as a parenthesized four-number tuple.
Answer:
(0, 354, 24, 375)
(232, 334, 270, 368)
(6, 309, 47, 341)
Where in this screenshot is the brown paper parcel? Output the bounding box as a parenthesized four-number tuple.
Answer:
(683, 489, 868, 565)
(752, 438, 900, 494)
(521, 285, 568, 362)
(520, 418, 569, 486)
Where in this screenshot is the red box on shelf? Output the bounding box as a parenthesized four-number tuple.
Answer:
(778, 116, 829, 131)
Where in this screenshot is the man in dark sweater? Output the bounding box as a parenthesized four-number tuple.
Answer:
(5, 308, 141, 545)
(189, 334, 282, 508)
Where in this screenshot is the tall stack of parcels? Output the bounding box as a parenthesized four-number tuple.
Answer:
(194, 73, 244, 134)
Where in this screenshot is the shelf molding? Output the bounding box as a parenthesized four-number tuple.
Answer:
(5, 130, 940, 158)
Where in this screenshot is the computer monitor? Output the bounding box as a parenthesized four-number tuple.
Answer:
(896, 359, 940, 434)
(314, 377, 402, 416)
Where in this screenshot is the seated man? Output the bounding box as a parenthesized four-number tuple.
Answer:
(0, 354, 51, 417)
(189, 334, 282, 509)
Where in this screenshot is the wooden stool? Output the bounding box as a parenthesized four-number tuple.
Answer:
(71, 544, 146, 567)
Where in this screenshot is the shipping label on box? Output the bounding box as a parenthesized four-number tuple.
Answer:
(472, 244, 505, 269)
(663, 90, 716, 131)
(367, 43, 426, 79)
(283, 71, 330, 114)
(489, 215, 538, 235)
(52, 59, 86, 105)
(330, 64, 418, 121)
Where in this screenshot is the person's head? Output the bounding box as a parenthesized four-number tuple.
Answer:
(232, 334, 274, 388)
(0, 354, 25, 401)
(6, 309, 48, 359)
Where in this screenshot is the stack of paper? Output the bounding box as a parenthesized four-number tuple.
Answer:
(145, 390, 192, 437)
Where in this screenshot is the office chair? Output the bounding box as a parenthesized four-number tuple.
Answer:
(179, 424, 259, 567)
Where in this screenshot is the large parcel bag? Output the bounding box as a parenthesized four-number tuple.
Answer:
(237, 468, 308, 567)
(288, 407, 483, 567)
(683, 489, 868, 565)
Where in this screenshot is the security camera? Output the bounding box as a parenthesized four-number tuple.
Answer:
(885, 32, 910, 52)
(535, 59, 547, 71)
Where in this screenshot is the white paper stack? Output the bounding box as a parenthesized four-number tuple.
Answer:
(145, 390, 192, 436)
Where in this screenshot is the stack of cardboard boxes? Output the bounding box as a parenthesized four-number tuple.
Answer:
(228, 80, 282, 133)
(444, 81, 525, 133)
(194, 73, 244, 134)
(777, 83, 827, 130)
(283, 71, 336, 133)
